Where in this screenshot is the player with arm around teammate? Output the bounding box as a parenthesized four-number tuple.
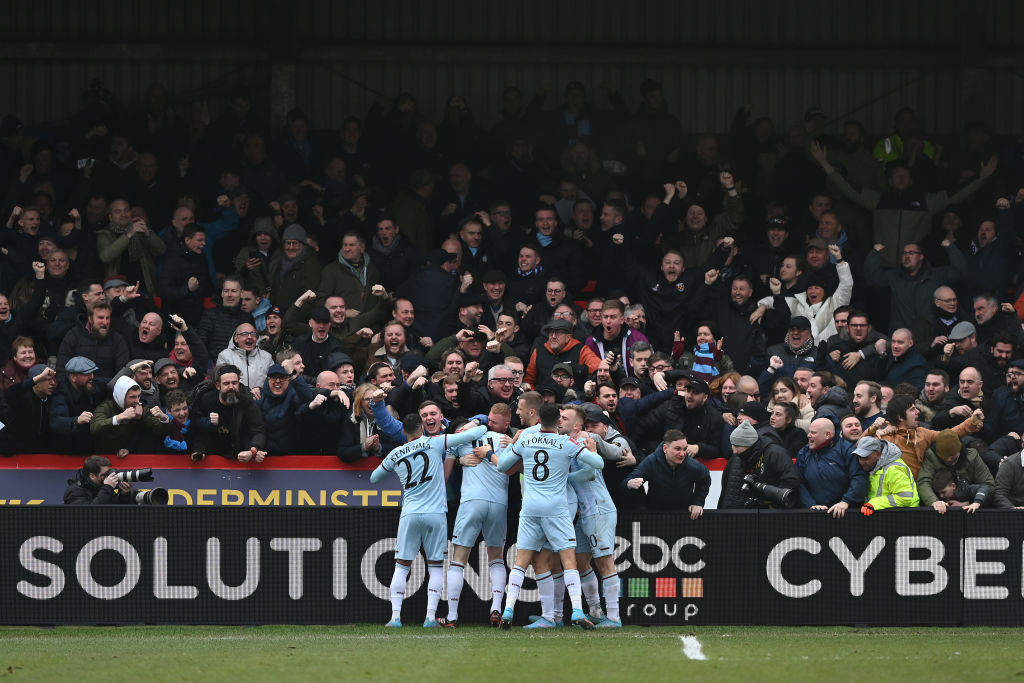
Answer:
(439, 403, 516, 627)
(559, 404, 622, 627)
(370, 413, 486, 628)
(486, 402, 605, 629)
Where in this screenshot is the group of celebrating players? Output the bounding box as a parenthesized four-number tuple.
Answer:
(371, 391, 620, 629)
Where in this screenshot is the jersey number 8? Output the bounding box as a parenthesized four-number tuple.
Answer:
(532, 449, 549, 481)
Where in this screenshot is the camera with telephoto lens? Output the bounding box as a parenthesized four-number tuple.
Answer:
(111, 468, 168, 505)
(134, 488, 169, 505)
(114, 468, 154, 483)
(741, 473, 794, 508)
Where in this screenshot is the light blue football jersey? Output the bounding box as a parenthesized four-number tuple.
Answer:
(510, 430, 583, 517)
(447, 429, 511, 505)
(377, 425, 487, 516)
(569, 459, 616, 517)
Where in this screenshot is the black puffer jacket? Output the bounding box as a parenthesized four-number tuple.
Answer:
(196, 305, 254, 359)
(719, 425, 801, 509)
(189, 380, 266, 457)
(56, 317, 130, 379)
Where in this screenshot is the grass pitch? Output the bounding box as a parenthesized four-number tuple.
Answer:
(1, 625, 1022, 682)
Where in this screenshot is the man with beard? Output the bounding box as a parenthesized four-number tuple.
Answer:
(50, 356, 106, 453)
(676, 377, 723, 461)
(191, 364, 267, 462)
(864, 240, 968, 333)
(439, 292, 486, 341)
(427, 319, 514, 377)
(972, 293, 1024, 349)
(914, 370, 950, 426)
(217, 322, 274, 389)
(950, 330, 1016, 390)
(584, 299, 649, 377)
(370, 321, 411, 370)
(129, 311, 167, 361)
(980, 359, 1024, 443)
(152, 357, 182, 402)
(524, 319, 601, 389)
(91, 375, 172, 455)
(851, 380, 885, 430)
(56, 302, 129, 378)
(107, 359, 160, 409)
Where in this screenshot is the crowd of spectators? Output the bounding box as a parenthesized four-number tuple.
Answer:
(4, 76, 1024, 511)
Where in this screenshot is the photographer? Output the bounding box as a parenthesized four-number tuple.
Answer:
(719, 420, 800, 509)
(64, 455, 134, 505)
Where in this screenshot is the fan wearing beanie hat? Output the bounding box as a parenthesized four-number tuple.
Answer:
(720, 417, 802, 509)
(730, 421, 758, 450)
(915, 429, 995, 511)
(271, 222, 322, 309)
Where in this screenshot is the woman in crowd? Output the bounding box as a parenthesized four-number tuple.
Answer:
(0, 336, 37, 391)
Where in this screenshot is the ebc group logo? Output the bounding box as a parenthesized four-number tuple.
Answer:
(615, 522, 705, 623)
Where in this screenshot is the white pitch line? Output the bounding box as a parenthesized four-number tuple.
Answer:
(680, 635, 707, 660)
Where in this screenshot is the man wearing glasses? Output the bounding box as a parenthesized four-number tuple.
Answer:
(216, 322, 274, 389)
(463, 364, 519, 417)
(980, 360, 1024, 443)
(863, 240, 969, 333)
